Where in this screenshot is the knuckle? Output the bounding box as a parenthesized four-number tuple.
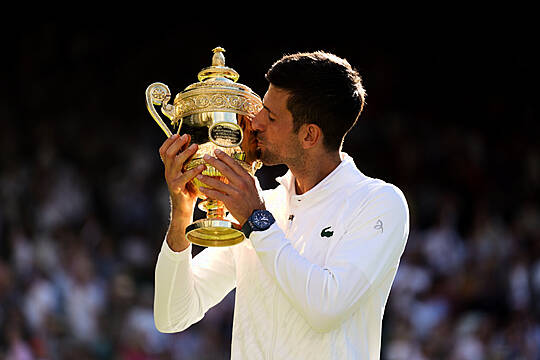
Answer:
(231, 189, 242, 198)
(187, 168, 199, 178)
(240, 179, 250, 189)
(171, 176, 183, 186)
(203, 157, 213, 165)
(181, 175, 195, 186)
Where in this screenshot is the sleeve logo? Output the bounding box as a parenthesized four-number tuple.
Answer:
(374, 219, 384, 233)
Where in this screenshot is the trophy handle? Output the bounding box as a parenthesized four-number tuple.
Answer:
(145, 82, 179, 138)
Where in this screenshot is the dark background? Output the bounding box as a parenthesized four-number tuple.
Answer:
(1, 19, 538, 359)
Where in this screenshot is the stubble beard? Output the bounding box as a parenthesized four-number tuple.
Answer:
(255, 147, 280, 166)
(256, 142, 303, 168)
(254, 133, 281, 166)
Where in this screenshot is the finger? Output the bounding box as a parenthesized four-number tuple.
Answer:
(199, 187, 231, 204)
(171, 143, 198, 175)
(196, 174, 239, 196)
(163, 135, 191, 171)
(159, 134, 180, 161)
(170, 164, 205, 193)
(214, 149, 249, 177)
(202, 153, 244, 186)
(165, 134, 190, 159)
(163, 135, 189, 170)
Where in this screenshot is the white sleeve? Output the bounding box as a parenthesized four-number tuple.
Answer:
(250, 185, 409, 333)
(153, 241, 236, 333)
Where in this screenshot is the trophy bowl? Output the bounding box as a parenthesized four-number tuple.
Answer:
(145, 47, 262, 247)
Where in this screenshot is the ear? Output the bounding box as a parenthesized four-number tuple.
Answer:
(299, 124, 322, 149)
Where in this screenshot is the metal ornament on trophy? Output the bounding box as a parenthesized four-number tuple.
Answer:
(145, 47, 263, 247)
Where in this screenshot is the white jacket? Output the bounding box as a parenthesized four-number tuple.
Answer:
(154, 153, 409, 359)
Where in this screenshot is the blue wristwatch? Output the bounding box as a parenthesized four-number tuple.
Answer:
(241, 209, 275, 238)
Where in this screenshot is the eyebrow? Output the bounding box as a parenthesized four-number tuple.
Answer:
(263, 104, 276, 116)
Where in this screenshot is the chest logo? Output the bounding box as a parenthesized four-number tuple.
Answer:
(321, 226, 334, 238)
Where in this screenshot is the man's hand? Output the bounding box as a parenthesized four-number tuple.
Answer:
(197, 149, 265, 226)
(159, 134, 205, 251)
(159, 134, 205, 214)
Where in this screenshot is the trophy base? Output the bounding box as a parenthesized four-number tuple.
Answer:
(185, 219, 245, 247)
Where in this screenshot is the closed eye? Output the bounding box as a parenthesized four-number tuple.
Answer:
(263, 104, 277, 122)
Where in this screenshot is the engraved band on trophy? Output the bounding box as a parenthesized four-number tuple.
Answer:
(145, 47, 263, 247)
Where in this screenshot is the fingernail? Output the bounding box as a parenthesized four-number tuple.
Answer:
(203, 154, 210, 160)
(181, 134, 187, 140)
(215, 149, 222, 155)
(196, 174, 203, 180)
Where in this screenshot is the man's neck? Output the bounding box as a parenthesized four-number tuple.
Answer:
(289, 151, 342, 195)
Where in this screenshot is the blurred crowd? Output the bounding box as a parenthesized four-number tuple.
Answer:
(0, 115, 239, 359)
(2, 105, 539, 360)
(2, 24, 539, 360)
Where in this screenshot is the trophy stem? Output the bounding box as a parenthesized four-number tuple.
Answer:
(205, 199, 226, 219)
(186, 198, 244, 247)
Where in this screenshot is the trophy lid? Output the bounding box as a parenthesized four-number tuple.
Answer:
(173, 47, 262, 119)
(196, 47, 240, 82)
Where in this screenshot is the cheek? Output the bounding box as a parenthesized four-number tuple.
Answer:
(278, 131, 300, 153)
(267, 123, 296, 148)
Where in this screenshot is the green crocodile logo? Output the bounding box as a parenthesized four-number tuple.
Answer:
(321, 226, 334, 238)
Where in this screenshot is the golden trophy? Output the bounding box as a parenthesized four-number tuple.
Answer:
(145, 47, 263, 247)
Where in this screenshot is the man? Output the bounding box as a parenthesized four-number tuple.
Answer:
(154, 51, 410, 359)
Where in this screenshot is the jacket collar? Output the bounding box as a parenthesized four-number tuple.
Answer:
(275, 152, 365, 203)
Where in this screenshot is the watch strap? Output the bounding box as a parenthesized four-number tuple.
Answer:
(241, 219, 254, 239)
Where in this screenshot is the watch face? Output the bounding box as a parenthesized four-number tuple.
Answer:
(252, 210, 274, 230)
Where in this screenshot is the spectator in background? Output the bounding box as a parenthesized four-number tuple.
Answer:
(1, 32, 539, 358)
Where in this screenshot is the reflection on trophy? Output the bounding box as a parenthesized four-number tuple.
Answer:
(145, 47, 263, 247)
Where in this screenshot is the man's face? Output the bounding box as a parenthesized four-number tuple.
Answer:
(251, 85, 302, 166)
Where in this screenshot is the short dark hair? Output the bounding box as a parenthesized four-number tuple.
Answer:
(265, 51, 366, 151)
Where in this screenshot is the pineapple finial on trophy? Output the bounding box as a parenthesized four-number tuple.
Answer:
(198, 46, 239, 82)
(212, 47, 226, 66)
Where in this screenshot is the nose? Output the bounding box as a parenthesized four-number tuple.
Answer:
(251, 108, 265, 132)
